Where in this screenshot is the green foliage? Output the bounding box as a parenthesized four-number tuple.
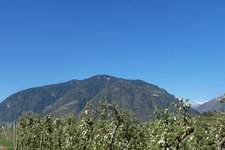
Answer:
(15, 99, 225, 150)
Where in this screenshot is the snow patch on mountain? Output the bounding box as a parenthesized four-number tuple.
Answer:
(191, 101, 207, 109)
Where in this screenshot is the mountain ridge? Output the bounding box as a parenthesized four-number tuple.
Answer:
(0, 75, 199, 122)
(192, 95, 225, 113)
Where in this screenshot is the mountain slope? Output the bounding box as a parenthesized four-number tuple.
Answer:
(191, 101, 206, 110)
(194, 95, 225, 113)
(0, 75, 199, 122)
(0, 80, 79, 122)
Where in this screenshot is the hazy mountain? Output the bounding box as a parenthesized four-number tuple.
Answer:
(0, 75, 199, 122)
(191, 101, 206, 110)
(193, 95, 225, 113)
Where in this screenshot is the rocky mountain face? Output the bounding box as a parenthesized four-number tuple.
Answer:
(0, 75, 199, 122)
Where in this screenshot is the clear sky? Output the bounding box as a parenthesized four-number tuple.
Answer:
(0, 0, 225, 103)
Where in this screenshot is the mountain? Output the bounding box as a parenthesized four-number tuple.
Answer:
(0, 75, 199, 122)
(191, 101, 206, 110)
(193, 95, 225, 113)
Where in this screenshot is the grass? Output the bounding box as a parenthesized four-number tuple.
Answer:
(0, 124, 15, 150)
(0, 139, 14, 149)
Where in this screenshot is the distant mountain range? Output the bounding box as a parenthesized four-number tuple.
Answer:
(191, 101, 207, 110)
(0, 75, 199, 122)
(192, 95, 225, 113)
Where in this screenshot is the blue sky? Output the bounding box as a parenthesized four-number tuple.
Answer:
(0, 0, 225, 102)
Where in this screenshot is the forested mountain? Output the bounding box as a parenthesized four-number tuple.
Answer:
(0, 75, 199, 122)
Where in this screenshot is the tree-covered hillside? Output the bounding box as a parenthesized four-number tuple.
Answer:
(0, 75, 199, 122)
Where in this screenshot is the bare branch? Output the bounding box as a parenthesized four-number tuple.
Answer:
(218, 137, 225, 150)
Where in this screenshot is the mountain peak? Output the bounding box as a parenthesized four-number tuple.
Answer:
(0, 75, 199, 122)
(88, 75, 115, 81)
(192, 94, 225, 113)
(191, 101, 207, 110)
